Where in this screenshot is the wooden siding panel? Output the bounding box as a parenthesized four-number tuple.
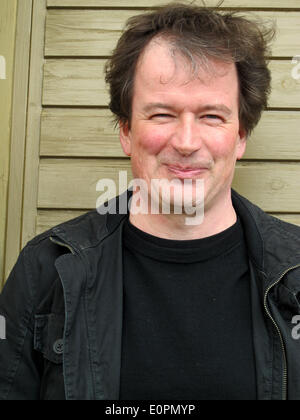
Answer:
(40, 108, 124, 157)
(36, 209, 300, 235)
(232, 163, 300, 212)
(38, 159, 300, 212)
(245, 111, 300, 160)
(0, 0, 18, 287)
(40, 109, 300, 160)
(45, 10, 135, 57)
(36, 209, 87, 235)
(45, 10, 300, 58)
(43, 59, 300, 108)
(4, 0, 33, 284)
(269, 60, 300, 108)
(43, 59, 108, 106)
(38, 158, 132, 208)
(47, 0, 300, 9)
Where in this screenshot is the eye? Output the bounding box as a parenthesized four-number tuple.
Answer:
(205, 114, 222, 120)
(202, 114, 224, 124)
(151, 114, 173, 119)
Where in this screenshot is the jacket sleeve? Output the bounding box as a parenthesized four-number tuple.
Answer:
(0, 245, 42, 400)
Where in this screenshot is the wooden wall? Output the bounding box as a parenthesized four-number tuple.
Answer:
(0, 0, 17, 287)
(3, 0, 300, 285)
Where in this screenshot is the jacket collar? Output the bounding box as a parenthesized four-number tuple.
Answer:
(51, 188, 300, 284)
(232, 189, 300, 283)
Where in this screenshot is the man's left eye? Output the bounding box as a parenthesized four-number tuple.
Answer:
(205, 115, 221, 120)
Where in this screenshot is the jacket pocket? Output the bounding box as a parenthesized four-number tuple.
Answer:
(34, 314, 65, 364)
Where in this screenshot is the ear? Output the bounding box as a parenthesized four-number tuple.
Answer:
(236, 126, 247, 161)
(119, 121, 132, 157)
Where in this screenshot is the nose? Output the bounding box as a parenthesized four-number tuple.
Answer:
(170, 115, 202, 156)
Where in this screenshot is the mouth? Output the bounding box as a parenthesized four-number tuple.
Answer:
(165, 164, 209, 179)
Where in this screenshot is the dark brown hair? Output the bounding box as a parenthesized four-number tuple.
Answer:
(105, 3, 275, 135)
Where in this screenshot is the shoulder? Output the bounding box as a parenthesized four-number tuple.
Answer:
(232, 190, 300, 274)
(2, 210, 101, 306)
(232, 189, 300, 238)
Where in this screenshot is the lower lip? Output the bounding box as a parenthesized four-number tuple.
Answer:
(167, 166, 208, 178)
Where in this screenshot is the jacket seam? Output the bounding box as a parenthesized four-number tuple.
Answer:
(26, 231, 53, 248)
(5, 247, 37, 399)
(82, 214, 128, 251)
(81, 252, 97, 400)
(6, 327, 34, 400)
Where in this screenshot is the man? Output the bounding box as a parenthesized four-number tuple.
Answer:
(1, 3, 300, 400)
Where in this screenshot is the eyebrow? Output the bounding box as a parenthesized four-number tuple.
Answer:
(143, 103, 174, 113)
(143, 103, 232, 116)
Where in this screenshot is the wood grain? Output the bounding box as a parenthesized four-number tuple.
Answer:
(21, 0, 47, 250)
(40, 108, 125, 157)
(45, 10, 300, 58)
(38, 158, 133, 208)
(269, 60, 300, 108)
(38, 159, 300, 212)
(0, 0, 18, 287)
(4, 0, 33, 285)
(43, 59, 108, 106)
(35, 209, 300, 236)
(43, 59, 300, 108)
(40, 109, 300, 160)
(36, 209, 87, 235)
(47, 0, 300, 9)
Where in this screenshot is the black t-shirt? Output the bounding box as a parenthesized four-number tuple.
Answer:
(120, 217, 257, 400)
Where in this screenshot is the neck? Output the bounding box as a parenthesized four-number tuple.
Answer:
(128, 190, 237, 240)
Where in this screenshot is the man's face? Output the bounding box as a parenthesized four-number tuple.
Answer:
(120, 39, 246, 215)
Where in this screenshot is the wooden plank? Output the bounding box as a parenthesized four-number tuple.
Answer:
(38, 158, 133, 209)
(0, 0, 18, 288)
(40, 109, 300, 160)
(43, 59, 108, 106)
(36, 209, 87, 234)
(40, 108, 125, 157)
(35, 209, 300, 235)
(38, 159, 300, 212)
(271, 214, 300, 226)
(45, 9, 135, 57)
(4, 0, 33, 284)
(245, 111, 300, 160)
(21, 0, 47, 249)
(45, 10, 300, 58)
(47, 0, 300, 9)
(269, 61, 300, 108)
(43, 59, 300, 108)
(232, 163, 300, 212)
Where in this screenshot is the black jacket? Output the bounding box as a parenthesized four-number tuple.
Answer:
(1, 189, 300, 400)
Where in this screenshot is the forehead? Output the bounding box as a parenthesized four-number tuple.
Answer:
(134, 38, 239, 99)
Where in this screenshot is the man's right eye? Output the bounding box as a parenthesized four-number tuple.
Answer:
(151, 114, 173, 119)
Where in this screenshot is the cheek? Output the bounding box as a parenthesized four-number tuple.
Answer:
(209, 131, 240, 161)
(136, 128, 168, 155)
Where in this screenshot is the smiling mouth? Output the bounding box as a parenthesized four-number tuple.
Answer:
(166, 165, 209, 178)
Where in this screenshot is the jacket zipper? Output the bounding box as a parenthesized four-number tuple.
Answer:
(50, 236, 76, 255)
(263, 263, 300, 400)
